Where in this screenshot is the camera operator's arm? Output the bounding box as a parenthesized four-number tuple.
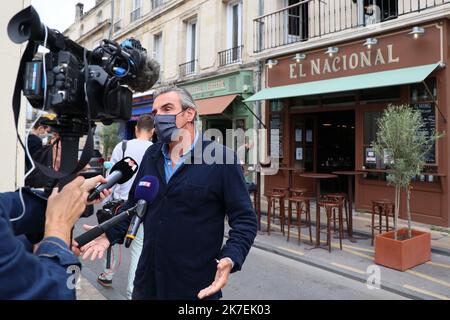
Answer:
(0, 177, 87, 299)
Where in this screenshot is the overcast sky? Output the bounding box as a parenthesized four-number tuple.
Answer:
(31, 0, 95, 32)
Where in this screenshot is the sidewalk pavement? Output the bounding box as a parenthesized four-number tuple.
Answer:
(248, 199, 450, 300)
(76, 276, 106, 300)
(76, 200, 450, 300)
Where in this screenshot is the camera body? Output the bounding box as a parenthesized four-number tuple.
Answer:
(23, 40, 146, 124)
(96, 199, 125, 224)
(9, 6, 158, 125)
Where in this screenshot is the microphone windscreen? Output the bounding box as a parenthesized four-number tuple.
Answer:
(134, 175, 160, 204)
(127, 57, 160, 93)
(110, 157, 139, 184)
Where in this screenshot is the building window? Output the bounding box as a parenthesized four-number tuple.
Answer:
(152, 0, 164, 10)
(361, 0, 398, 25)
(114, 0, 125, 32)
(219, 1, 242, 66)
(153, 33, 163, 80)
(180, 20, 197, 76)
(131, 0, 141, 22)
(285, 0, 308, 42)
(96, 10, 103, 25)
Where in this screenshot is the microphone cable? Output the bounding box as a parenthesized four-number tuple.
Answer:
(12, 25, 49, 222)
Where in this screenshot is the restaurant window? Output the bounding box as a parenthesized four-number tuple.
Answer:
(363, 111, 382, 171)
(360, 85, 401, 104)
(289, 96, 319, 110)
(292, 116, 315, 172)
(410, 77, 438, 165)
(321, 92, 356, 107)
(410, 77, 437, 103)
(269, 100, 284, 159)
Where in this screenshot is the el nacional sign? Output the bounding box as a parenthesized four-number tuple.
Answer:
(266, 23, 443, 87)
(289, 44, 399, 79)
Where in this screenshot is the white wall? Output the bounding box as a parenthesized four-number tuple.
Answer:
(0, 2, 30, 191)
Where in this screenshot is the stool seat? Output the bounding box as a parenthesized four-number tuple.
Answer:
(287, 193, 313, 245)
(287, 195, 312, 202)
(265, 188, 287, 236)
(371, 199, 395, 245)
(317, 199, 346, 252)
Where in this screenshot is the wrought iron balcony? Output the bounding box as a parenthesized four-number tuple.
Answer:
(218, 46, 243, 66)
(254, 0, 450, 53)
(179, 60, 197, 77)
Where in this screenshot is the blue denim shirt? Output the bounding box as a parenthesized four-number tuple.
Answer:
(161, 130, 199, 183)
(0, 189, 81, 299)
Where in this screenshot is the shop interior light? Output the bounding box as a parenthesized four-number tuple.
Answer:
(322, 123, 332, 127)
(266, 59, 278, 69)
(409, 26, 425, 39)
(292, 53, 307, 62)
(363, 37, 378, 49)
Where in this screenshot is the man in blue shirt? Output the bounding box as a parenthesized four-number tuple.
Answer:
(0, 175, 109, 299)
(81, 86, 257, 300)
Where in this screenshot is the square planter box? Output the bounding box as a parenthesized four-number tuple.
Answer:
(374, 228, 431, 271)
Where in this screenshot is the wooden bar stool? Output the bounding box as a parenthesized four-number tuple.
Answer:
(265, 187, 287, 235)
(324, 193, 349, 234)
(317, 199, 344, 252)
(371, 199, 395, 245)
(287, 187, 308, 225)
(287, 192, 313, 245)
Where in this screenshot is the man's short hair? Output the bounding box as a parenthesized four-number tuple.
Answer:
(154, 86, 199, 121)
(137, 114, 154, 131)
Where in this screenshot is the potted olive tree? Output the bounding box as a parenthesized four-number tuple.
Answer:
(372, 104, 442, 271)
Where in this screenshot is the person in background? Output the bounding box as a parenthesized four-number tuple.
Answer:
(26, 117, 50, 172)
(96, 114, 154, 300)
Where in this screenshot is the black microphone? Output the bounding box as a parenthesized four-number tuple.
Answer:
(87, 157, 138, 202)
(124, 176, 160, 248)
(74, 204, 137, 248)
(124, 200, 147, 248)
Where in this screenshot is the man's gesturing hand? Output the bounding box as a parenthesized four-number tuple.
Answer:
(197, 258, 233, 299)
(79, 224, 111, 261)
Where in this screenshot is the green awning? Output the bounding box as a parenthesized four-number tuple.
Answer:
(244, 63, 441, 102)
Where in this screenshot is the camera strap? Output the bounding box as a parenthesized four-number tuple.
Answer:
(12, 40, 94, 182)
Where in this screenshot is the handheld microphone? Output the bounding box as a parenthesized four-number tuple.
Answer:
(125, 176, 160, 248)
(87, 157, 138, 202)
(74, 204, 137, 248)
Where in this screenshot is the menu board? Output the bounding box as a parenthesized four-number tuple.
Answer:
(414, 103, 436, 163)
(270, 114, 283, 158)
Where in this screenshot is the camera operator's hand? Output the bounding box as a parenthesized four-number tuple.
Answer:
(44, 176, 88, 246)
(80, 175, 112, 205)
(80, 224, 110, 261)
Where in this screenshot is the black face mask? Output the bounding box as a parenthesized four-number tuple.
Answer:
(153, 110, 185, 144)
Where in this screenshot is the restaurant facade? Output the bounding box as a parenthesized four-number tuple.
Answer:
(247, 19, 450, 227)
